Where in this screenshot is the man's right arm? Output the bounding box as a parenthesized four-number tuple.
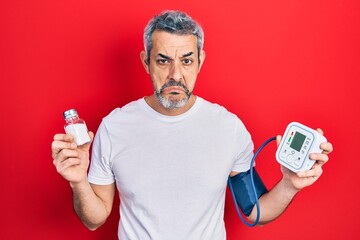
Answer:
(51, 133, 115, 230)
(71, 181, 115, 230)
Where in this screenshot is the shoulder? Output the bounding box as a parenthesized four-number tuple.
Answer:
(102, 98, 144, 123)
(197, 97, 252, 147)
(199, 97, 242, 124)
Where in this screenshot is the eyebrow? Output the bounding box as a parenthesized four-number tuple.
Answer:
(158, 53, 171, 60)
(157, 52, 194, 60)
(182, 52, 194, 58)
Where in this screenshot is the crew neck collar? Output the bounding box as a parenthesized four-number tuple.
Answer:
(139, 96, 203, 123)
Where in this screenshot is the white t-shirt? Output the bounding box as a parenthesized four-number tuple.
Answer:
(88, 97, 254, 240)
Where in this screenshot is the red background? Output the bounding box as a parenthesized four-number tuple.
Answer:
(1, 0, 359, 239)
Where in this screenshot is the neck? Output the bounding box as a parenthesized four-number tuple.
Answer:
(144, 94, 197, 116)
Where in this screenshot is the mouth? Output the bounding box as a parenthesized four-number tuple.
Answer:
(162, 86, 184, 95)
(157, 80, 192, 98)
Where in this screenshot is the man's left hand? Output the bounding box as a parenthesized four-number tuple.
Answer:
(277, 128, 333, 191)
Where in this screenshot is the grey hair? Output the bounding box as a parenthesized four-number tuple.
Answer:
(143, 10, 204, 63)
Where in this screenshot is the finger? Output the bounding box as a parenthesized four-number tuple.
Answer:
(320, 142, 333, 154)
(51, 140, 77, 158)
(297, 164, 323, 178)
(88, 131, 94, 140)
(78, 131, 94, 151)
(55, 157, 81, 174)
(54, 149, 79, 164)
(316, 128, 324, 135)
(309, 152, 329, 165)
(276, 135, 282, 147)
(54, 133, 74, 142)
(59, 157, 81, 171)
(86, 131, 95, 145)
(52, 140, 77, 152)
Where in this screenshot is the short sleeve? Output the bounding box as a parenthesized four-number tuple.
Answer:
(88, 121, 115, 185)
(231, 119, 254, 173)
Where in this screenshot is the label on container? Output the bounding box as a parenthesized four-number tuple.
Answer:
(65, 123, 91, 145)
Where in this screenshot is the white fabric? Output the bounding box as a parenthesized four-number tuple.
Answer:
(88, 97, 254, 240)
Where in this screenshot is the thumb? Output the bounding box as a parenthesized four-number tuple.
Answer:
(88, 131, 94, 141)
(276, 135, 282, 147)
(79, 131, 94, 151)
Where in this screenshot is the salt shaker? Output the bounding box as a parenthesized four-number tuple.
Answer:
(63, 109, 91, 145)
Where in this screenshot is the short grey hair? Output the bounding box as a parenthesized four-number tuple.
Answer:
(143, 10, 204, 63)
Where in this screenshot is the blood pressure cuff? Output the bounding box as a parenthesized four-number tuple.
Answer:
(229, 168, 268, 216)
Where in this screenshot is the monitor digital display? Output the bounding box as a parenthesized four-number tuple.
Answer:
(290, 132, 306, 152)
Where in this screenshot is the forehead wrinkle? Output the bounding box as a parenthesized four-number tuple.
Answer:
(151, 32, 197, 59)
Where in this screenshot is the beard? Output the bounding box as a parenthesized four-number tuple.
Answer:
(154, 80, 192, 109)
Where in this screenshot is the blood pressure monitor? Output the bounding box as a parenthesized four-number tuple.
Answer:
(276, 122, 327, 172)
(230, 121, 328, 227)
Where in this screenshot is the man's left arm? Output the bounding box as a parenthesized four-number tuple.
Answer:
(232, 128, 333, 225)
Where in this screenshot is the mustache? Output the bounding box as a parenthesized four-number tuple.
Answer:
(159, 80, 191, 95)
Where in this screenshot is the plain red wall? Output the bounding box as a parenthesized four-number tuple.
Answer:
(1, 0, 359, 239)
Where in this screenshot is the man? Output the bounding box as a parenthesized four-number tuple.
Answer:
(52, 10, 333, 239)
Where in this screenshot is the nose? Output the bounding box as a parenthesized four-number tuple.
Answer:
(168, 61, 183, 82)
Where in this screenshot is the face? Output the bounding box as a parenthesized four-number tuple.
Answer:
(141, 31, 205, 110)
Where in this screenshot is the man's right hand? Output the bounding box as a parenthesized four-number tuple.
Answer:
(52, 132, 94, 184)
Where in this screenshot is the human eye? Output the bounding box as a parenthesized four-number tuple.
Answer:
(156, 59, 169, 65)
(182, 58, 193, 65)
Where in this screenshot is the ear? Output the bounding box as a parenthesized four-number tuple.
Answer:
(140, 51, 150, 74)
(198, 50, 206, 72)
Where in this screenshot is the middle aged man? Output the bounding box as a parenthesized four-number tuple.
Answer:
(52, 10, 333, 239)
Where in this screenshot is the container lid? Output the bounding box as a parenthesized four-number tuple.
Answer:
(63, 109, 78, 119)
